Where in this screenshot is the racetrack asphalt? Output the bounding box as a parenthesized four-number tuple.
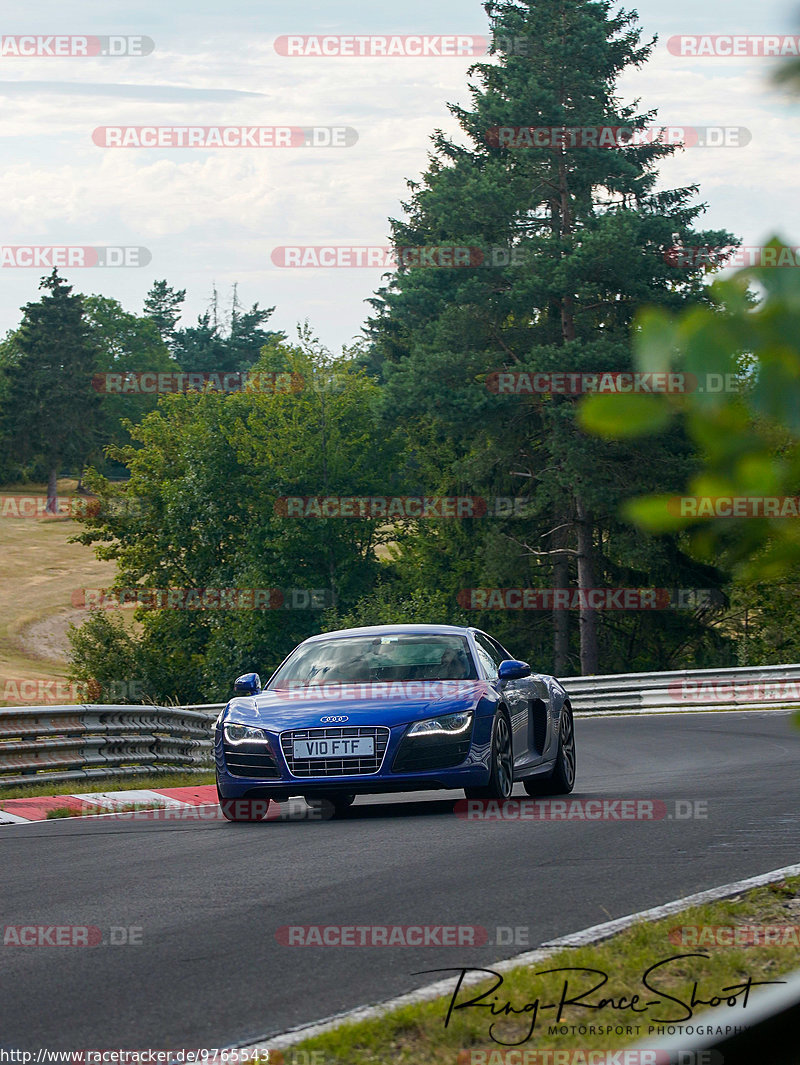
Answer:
(1, 710, 798, 1050)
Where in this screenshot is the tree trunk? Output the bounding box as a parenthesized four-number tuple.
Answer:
(557, 155, 577, 343)
(551, 517, 570, 674)
(575, 494, 599, 674)
(46, 467, 58, 514)
(554, 143, 596, 671)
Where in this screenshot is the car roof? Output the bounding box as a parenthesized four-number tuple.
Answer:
(300, 623, 474, 643)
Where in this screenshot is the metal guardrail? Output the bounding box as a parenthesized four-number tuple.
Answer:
(0, 663, 797, 786)
(0, 705, 215, 787)
(560, 661, 800, 714)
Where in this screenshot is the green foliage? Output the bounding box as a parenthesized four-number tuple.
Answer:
(143, 278, 285, 371)
(578, 391, 671, 438)
(84, 294, 179, 472)
(580, 241, 800, 581)
(66, 611, 149, 701)
(0, 271, 102, 486)
(0, 333, 22, 482)
(68, 337, 405, 702)
(16, 2, 799, 690)
(143, 280, 186, 350)
(171, 285, 284, 373)
(324, 584, 470, 631)
(365, 0, 735, 672)
(726, 580, 800, 666)
(0, 278, 288, 488)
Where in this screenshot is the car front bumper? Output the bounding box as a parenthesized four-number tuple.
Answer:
(214, 718, 492, 800)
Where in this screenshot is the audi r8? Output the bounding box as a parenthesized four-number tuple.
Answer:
(214, 624, 576, 820)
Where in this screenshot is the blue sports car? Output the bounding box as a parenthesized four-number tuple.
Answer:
(214, 624, 576, 820)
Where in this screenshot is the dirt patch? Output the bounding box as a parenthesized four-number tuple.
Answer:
(15, 609, 88, 664)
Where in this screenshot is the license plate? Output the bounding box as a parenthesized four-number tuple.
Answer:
(293, 737, 375, 759)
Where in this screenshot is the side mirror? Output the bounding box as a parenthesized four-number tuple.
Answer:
(233, 672, 262, 695)
(498, 659, 532, 681)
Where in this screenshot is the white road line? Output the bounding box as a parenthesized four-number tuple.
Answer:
(230, 860, 800, 1054)
(574, 706, 797, 717)
(73, 790, 189, 808)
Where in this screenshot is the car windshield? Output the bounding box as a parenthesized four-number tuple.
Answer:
(268, 634, 478, 686)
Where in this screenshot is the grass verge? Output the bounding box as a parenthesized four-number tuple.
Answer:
(0, 769, 214, 800)
(45, 802, 164, 819)
(283, 876, 800, 1064)
(0, 478, 121, 704)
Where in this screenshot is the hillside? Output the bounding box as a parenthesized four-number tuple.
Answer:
(0, 480, 120, 706)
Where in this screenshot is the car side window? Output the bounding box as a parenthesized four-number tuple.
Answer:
(486, 634, 513, 666)
(473, 633, 505, 678)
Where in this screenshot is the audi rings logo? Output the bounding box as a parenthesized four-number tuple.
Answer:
(320, 715, 349, 723)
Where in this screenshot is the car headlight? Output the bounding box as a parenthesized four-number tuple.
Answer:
(224, 723, 268, 745)
(407, 711, 473, 737)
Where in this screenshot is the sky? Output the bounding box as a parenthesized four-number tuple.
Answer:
(1, 0, 799, 351)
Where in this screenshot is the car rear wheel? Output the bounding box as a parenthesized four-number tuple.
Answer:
(305, 793, 356, 818)
(523, 704, 576, 796)
(217, 784, 269, 822)
(464, 710, 514, 801)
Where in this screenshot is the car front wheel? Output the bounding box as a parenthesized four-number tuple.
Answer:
(465, 710, 514, 801)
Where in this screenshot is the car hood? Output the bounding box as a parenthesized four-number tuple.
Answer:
(222, 680, 491, 730)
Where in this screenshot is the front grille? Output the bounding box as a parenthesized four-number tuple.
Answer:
(280, 726, 390, 777)
(223, 742, 281, 779)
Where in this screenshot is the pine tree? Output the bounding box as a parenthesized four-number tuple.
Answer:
(143, 280, 186, 350)
(0, 270, 101, 510)
(367, 0, 735, 673)
(171, 288, 283, 373)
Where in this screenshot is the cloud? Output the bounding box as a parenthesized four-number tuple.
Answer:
(0, 0, 798, 350)
(0, 81, 266, 100)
